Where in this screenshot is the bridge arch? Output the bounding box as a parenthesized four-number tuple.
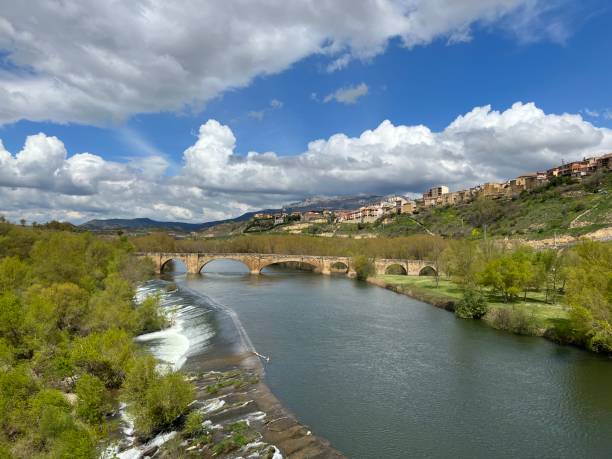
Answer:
(330, 261, 349, 273)
(198, 257, 251, 274)
(385, 263, 407, 275)
(258, 258, 321, 274)
(160, 257, 188, 273)
(419, 266, 437, 276)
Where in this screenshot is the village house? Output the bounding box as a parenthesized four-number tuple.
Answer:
(273, 213, 286, 225)
(302, 211, 327, 224)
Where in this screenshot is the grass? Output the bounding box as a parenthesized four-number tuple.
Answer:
(376, 275, 570, 333)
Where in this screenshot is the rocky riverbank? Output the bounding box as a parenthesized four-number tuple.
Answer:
(117, 280, 345, 459)
(173, 352, 345, 458)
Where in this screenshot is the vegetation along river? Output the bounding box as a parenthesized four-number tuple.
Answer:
(154, 259, 612, 459)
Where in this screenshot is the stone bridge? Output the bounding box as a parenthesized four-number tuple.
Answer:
(136, 252, 437, 277)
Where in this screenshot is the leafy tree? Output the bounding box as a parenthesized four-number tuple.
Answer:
(352, 255, 374, 280)
(30, 283, 90, 334)
(455, 290, 488, 319)
(479, 250, 534, 302)
(136, 295, 168, 335)
(440, 240, 482, 287)
(70, 329, 135, 388)
(123, 356, 194, 437)
(0, 256, 31, 293)
(76, 374, 112, 425)
(566, 241, 612, 353)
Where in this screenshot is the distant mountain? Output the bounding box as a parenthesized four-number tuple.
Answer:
(79, 218, 206, 232)
(284, 194, 383, 211)
(79, 194, 386, 233)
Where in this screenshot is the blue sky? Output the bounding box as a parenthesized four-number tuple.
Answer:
(1, 0, 611, 222)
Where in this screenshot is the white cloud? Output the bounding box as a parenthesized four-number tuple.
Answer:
(248, 99, 283, 120)
(324, 83, 369, 105)
(582, 108, 600, 118)
(326, 54, 352, 72)
(248, 110, 265, 121)
(1, 102, 611, 224)
(0, 0, 563, 125)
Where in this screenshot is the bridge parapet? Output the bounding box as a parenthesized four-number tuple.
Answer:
(135, 252, 434, 277)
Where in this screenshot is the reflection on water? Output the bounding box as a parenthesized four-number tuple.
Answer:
(165, 259, 612, 459)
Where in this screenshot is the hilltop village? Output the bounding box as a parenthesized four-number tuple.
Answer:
(251, 152, 612, 227)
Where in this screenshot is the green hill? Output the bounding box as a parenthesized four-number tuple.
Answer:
(403, 172, 611, 239)
(309, 172, 611, 240)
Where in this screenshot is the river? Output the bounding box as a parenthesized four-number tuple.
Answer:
(146, 259, 612, 459)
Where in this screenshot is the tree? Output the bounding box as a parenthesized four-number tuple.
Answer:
(455, 290, 488, 319)
(135, 295, 168, 335)
(123, 356, 194, 437)
(566, 241, 612, 353)
(352, 255, 374, 280)
(479, 250, 533, 302)
(442, 240, 482, 287)
(0, 256, 31, 293)
(76, 374, 112, 425)
(70, 329, 135, 388)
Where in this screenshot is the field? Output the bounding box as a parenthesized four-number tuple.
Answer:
(377, 275, 570, 333)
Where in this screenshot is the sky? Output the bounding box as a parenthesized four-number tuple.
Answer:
(1, 0, 611, 224)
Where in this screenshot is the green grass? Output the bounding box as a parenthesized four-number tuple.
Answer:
(377, 275, 569, 332)
(376, 173, 612, 239)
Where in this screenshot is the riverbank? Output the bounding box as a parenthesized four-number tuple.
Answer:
(368, 275, 575, 344)
(123, 279, 345, 459)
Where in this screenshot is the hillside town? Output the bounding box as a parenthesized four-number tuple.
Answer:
(253, 152, 612, 226)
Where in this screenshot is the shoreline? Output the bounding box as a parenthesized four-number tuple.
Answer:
(366, 276, 612, 357)
(367, 276, 456, 312)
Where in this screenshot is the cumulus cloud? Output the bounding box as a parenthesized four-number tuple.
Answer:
(1, 102, 611, 224)
(0, 0, 562, 125)
(324, 83, 369, 104)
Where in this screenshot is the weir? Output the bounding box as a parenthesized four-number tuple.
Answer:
(136, 252, 437, 277)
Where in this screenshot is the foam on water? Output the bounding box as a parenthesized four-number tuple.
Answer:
(133, 280, 215, 370)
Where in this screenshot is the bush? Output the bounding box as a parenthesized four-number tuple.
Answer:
(135, 295, 168, 335)
(123, 356, 195, 437)
(76, 374, 112, 425)
(183, 410, 205, 437)
(352, 255, 374, 280)
(487, 306, 535, 335)
(455, 290, 488, 319)
(70, 329, 135, 388)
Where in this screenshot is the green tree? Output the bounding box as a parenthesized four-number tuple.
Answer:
(123, 357, 194, 437)
(566, 241, 612, 353)
(479, 250, 534, 302)
(76, 374, 112, 425)
(70, 329, 135, 388)
(352, 255, 374, 280)
(0, 256, 31, 293)
(455, 290, 488, 319)
(135, 295, 169, 335)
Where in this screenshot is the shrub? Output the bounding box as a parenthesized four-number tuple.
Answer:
(183, 410, 205, 437)
(76, 374, 112, 425)
(352, 255, 374, 280)
(70, 329, 135, 388)
(123, 357, 195, 437)
(487, 306, 535, 335)
(455, 290, 488, 319)
(135, 295, 168, 335)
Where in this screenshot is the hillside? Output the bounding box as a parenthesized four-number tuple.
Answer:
(79, 195, 381, 234)
(218, 172, 612, 241)
(405, 172, 612, 240)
